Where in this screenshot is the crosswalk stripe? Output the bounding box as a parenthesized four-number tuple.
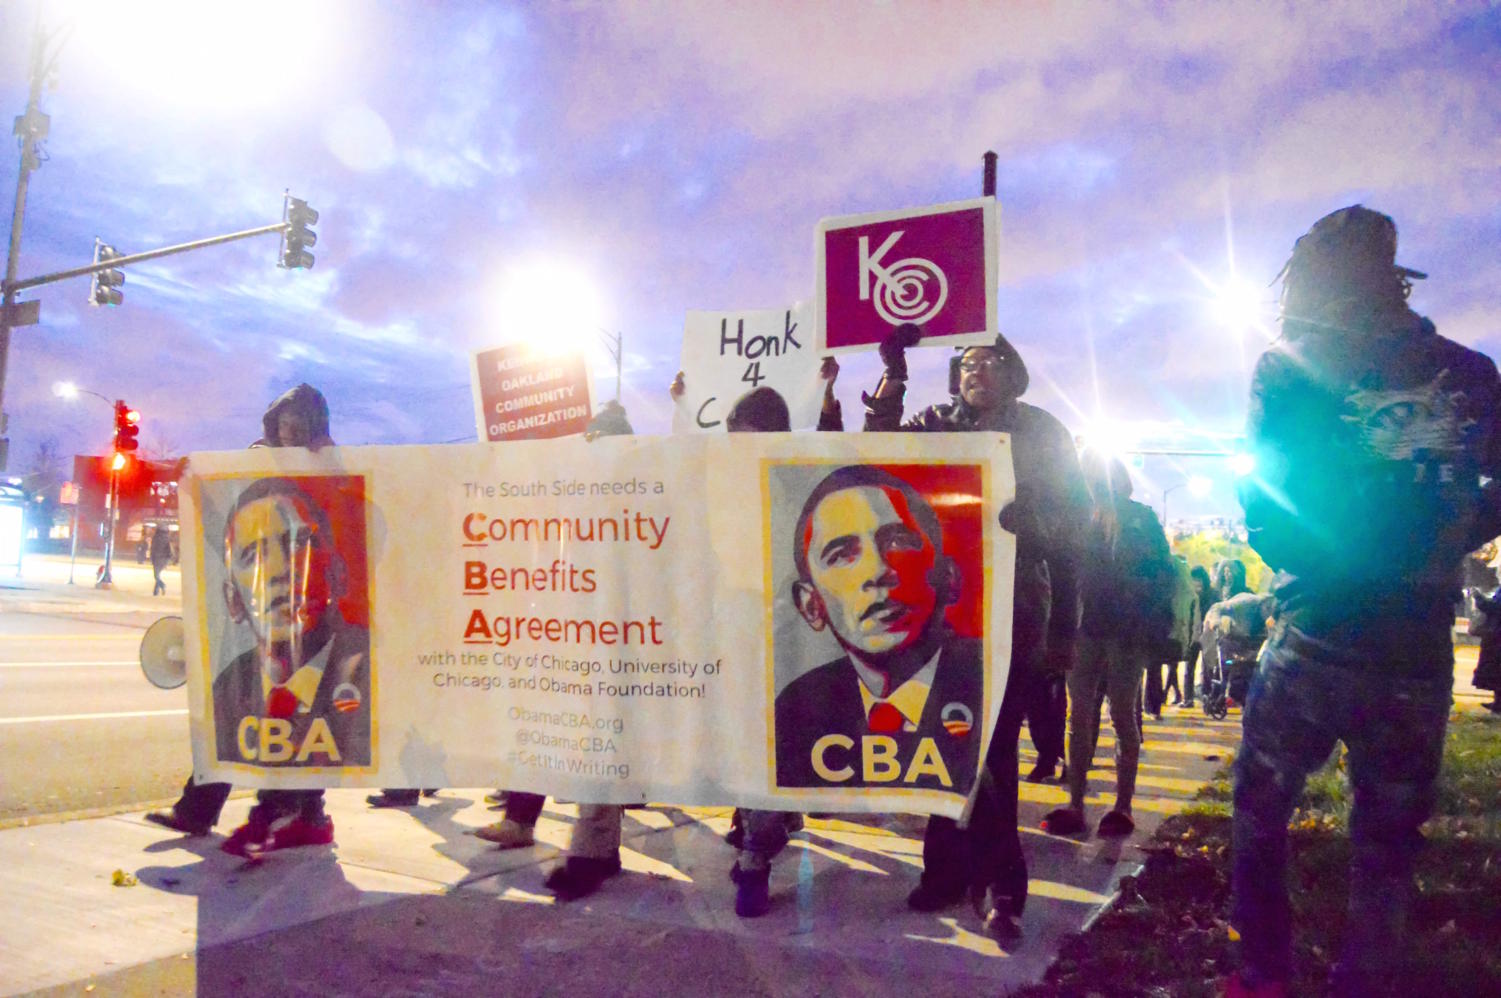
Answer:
(0, 660, 138, 668)
(0, 709, 187, 725)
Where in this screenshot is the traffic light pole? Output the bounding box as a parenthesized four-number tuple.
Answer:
(3, 221, 291, 295)
(98, 463, 118, 588)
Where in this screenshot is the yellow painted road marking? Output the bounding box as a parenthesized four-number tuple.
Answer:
(1029, 879, 1110, 904)
(787, 837, 894, 874)
(904, 916, 1008, 958)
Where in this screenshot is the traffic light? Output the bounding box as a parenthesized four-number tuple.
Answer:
(113, 400, 140, 454)
(89, 240, 125, 306)
(280, 194, 318, 269)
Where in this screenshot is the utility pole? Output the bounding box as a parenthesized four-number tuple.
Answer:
(599, 330, 623, 401)
(0, 13, 68, 471)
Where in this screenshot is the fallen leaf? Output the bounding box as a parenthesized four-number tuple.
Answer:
(110, 869, 138, 887)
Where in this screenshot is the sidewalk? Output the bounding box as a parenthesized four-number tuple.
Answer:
(1, 565, 1489, 995)
(2, 716, 1246, 996)
(0, 553, 181, 620)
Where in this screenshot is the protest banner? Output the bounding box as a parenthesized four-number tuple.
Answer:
(180, 433, 1015, 819)
(815, 196, 998, 354)
(672, 304, 825, 433)
(471, 343, 592, 441)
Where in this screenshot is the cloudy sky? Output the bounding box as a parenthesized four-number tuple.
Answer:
(0, 0, 1496, 520)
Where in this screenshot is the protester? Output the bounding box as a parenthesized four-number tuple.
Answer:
(1467, 582, 1500, 713)
(365, 788, 438, 808)
(1202, 590, 1272, 709)
(542, 401, 637, 902)
(1042, 450, 1174, 839)
(1146, 555, 1195, 717)
(149, 525, 173, 597)
(668, 363, 840, 916)
(1230, 205, 1501, 996)
(670, 355, 843, 432)
(474, 791, 547, 848)
(864, 324, 1089, 939)
(145, 384, 342, 852)
(1218, 558, 1250, 601)
(1184, 564, 1213, 706)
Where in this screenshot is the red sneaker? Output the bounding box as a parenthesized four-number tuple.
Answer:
(266, 815, 335, 851)
(220, 820, 271, 857)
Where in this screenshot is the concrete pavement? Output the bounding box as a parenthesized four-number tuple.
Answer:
(2, 562, 1489, 996)
(1, 709, 1248, 997)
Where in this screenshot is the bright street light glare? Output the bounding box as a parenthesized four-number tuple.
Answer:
(1188, 475, 1213, 497)
(1229, 452, 1257, 477)
(1078, 421, 1133, 458)
(53, 381, 78, 400)
(66, 1, 350, 114)
(492, 258, 608, 360)
(1212, 277, 1264, 330)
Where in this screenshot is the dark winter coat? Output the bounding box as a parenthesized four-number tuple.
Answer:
(1239, 310, 1501, 675)
(864, 388, 1090, 674)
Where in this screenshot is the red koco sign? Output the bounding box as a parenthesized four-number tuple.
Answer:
(816, 197, 998, 353)
(471, 344, 593, 442)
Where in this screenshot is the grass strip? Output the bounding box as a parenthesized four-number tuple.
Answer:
(1015, 709, 1501, 997)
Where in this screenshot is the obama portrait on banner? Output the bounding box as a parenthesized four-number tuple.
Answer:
(206, 475, 373, 769)
(772, 464, 986, 793)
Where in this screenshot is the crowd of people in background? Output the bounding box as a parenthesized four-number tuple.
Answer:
(136, 204, 1500, 998)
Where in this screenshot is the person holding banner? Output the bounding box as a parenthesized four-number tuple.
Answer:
(541, 401, 638, 901)
(719, 382, 835, 917)
(672, 366, 846, 916)
(864, 324, 1089, 939)
(146, 384, 347, 853)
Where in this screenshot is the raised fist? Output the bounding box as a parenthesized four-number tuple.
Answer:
(877, 323, 923, 379)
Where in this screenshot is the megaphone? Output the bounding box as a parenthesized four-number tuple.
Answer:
(140, 616, 186, 690)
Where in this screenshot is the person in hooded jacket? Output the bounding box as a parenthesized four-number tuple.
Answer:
(1042, 450, 1174, 840)
(863, 324, 1089, 939)
(146, 384, 343, 851)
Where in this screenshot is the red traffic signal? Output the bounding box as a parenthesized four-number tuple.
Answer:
(114, 400, 140, 453)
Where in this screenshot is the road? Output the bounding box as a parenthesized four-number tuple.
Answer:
(0, 556, 195, 825)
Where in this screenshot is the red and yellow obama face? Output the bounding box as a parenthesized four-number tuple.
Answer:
(226, 494, 334, 662)
(800, 484, 941, 658)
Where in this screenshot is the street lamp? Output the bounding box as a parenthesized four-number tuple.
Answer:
(52, 380, 111, 406)
(53, 381, 124, 587)
(1163, 475, 1213, 528)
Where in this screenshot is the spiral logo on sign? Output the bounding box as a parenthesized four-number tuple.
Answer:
(872, 257, 948, 325)
(859, 231, 950, 326)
